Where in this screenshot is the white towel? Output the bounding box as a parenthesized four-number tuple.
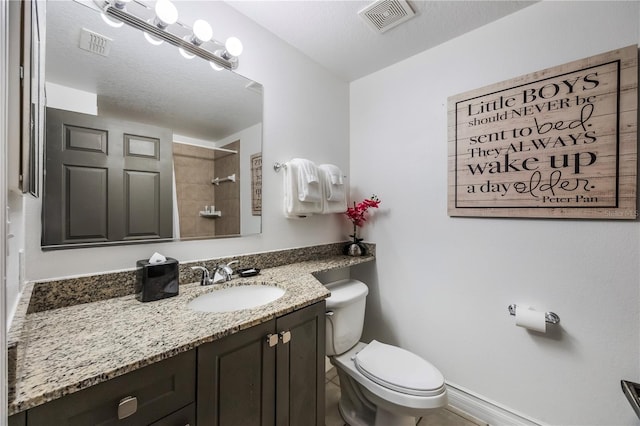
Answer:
(319, 164, 347, 213)
(290, 158, 322, 202)
(319, 164, 345, 201)
(320, 164, 343, 186)
(283, 161, 323, 217)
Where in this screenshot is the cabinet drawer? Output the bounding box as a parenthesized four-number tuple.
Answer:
(27, 350, 196, 426)
(149, 403, 195, 426)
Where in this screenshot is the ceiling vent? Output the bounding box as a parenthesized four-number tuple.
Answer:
(79, 28, 113, 57)
(358, 0, 416, 34)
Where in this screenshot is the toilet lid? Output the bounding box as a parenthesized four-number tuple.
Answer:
(354, 340, 445, 397)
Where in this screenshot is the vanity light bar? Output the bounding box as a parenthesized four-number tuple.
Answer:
(101, 3, 237, 70)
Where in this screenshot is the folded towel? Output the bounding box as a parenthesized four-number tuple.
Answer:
(322, 198, 347, 214)
(283, 161, 323, 217)
(320, 164, 343, 186)
(290, 158, 322, 202)
(295, 158, 319, 183)
(318, 164, 345, 201)
(319, 164, 347, 214)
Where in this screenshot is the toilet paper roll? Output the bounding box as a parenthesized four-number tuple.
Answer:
(515, 307, 546, 333)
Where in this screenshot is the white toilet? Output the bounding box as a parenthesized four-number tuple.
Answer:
(325, 279, 448, 426)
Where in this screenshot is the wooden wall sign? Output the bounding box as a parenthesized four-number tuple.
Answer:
(251, 153, 262, 216)
(448, 45, 637, 219)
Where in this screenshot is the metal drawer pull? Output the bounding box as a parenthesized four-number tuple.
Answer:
(267, 333, 279, 347)
(280, 330, 291, 344)
(117, 396, 138, 419)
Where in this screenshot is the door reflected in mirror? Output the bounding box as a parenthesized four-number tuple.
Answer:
(42, 0, 263, 248)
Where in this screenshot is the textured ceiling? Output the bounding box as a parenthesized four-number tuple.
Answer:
(46, 1, 536, 140)
(226, 0, 538, 82)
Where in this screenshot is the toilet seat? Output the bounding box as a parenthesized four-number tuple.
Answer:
(354, 340, 445, 397)
(333, 342, 448, 415)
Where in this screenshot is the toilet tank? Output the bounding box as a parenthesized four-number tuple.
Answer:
(324, 279, 369, 356)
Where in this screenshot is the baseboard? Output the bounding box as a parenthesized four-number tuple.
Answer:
(446, 382, 545, 426)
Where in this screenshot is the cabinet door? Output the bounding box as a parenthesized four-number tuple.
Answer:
(8, 412, 25, 426)
(276, 301, 326, 426)
(197, 320, 276, 426)
(27, 350, 195, 426)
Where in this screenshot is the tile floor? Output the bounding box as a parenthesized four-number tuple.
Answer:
(325, 367, 486, 426)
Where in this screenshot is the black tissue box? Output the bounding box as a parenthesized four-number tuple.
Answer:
(135, 257, 179, 302)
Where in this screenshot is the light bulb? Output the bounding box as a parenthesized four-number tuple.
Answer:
(179, 36, 195, 59)
(210, 61, 223, 71)
(144, 31, 164, 46)
(154, 0, 178, 29)
(101, 12, 124, 28)
(192, 20, 213, 44)
(179, 48, 195, 59)
(224, 37, 243, 57)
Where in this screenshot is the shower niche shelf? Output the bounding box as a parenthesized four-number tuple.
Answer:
(199, 211, 222, 218)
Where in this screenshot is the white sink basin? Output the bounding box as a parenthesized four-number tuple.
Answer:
(188, 284, 285, 313)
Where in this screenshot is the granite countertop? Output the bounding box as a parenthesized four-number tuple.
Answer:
(8, 254, 374, 415)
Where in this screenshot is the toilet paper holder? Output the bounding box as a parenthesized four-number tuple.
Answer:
(508, 304, 560, 325)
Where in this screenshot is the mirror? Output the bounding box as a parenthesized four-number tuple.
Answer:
(42, 0, 263, 247)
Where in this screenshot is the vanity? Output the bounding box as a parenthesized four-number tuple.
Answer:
(7, 244, 375, 425)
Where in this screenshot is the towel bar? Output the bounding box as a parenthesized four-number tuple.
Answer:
(273, 161, 347, 178)
(508, 304, 560, 324)
(273, 162, 287, 172)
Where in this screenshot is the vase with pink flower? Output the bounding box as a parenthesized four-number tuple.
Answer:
(343, 195, 380, 256)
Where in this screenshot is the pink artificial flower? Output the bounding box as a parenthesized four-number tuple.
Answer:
(345, 195, 380, 229)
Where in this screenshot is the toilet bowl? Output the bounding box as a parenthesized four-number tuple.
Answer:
(325, 279, 447, 426)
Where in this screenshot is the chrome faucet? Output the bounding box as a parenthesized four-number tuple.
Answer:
(213, 260, 239, 283)
(191, 266, 214, 286)
(191, 261, 239, 286)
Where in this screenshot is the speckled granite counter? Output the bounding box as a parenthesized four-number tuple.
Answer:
(8, 251, 374, 416)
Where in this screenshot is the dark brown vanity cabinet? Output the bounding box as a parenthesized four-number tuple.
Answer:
(197, 301, 326, 426)
(8, 301, 326, 426)
(19, 350, 196, 425)
(7, 412, 25, 426)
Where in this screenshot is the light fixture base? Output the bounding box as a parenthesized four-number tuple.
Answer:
(96, 0, 239, 70)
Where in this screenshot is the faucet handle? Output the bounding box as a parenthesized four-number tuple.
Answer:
(212, 265, 229, 284)
(224, 260, 239, 276)
(191, 266, 212, 286)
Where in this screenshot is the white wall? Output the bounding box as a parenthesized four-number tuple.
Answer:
(215, 122, 263, 235)
(1, 0, 9, 424)
(45, 82, 97, 115)
(5, 0, 26, 329)
(18, 2, 350, 281)
(350, 2, 640, 425)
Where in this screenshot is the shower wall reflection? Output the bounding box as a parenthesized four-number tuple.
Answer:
(173, 141, 240, 239)
(214, 141, 241, 236)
